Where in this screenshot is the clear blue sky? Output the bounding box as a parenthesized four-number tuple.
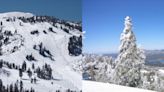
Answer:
(83, 0, 164, 53)
(0, 0, 81, 21)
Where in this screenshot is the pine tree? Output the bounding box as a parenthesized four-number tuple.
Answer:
(19, 68, 23, 79)
(9, 84, 13, 92)
(0, 21, 2, 26)
(0, 61, 3, 68)
(22, 61, 27, 72)
(93, 56, 113, 82)
(12, 63, 15, 69)
(20, 81, 23, 92)
(0, 79, 2, 91)
(34, 77, 37, 84)
(14, 83, 19, 92)
(113, 16, 145, 87)
(31, 78, 34, 84)
(36, 67, 41, 78)
(32, 63, 35, 70)
(27, 68, 32, 78)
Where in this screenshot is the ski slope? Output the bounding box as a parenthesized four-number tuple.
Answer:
(83, 80, 156, 92)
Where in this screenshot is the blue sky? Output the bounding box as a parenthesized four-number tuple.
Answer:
(83, 0, 164, 53)
(0, 0, 81, 21)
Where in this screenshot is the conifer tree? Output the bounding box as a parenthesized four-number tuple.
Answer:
(113, 16, 145, 87)
(27, 68, 32, 78)
(22, 61, 27, 72)
(0, 61, 3, 68)
(19, 69, 23, 78)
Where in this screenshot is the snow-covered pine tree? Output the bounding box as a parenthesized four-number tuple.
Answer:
(83, 54, 114, 82)
(93, 56, 110, 82)
(113, 16, 145, 87)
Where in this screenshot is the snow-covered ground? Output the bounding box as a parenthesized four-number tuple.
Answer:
(83, 80, 156, 92)
(0, 12, 82, 92)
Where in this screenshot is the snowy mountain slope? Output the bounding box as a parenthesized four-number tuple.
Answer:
(83, 81, 156, 92)
(0, 12, 82, 92)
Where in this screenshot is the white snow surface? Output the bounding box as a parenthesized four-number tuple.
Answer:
(0, 12, 82, 92)
(83, 80, 156, 92)
(0, 11, 34, 18)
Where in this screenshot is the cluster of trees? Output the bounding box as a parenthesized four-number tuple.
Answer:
(63, 28, 69, 33)
(62, 22, 82, 32)
(65, 89, 79, 92)
(19, 68, 33, 79)
(4, 30, 13, 36)
(1, 59, 52, 82)
(36, 63, 53, 80)
(0, 23, 14, 55)
(26, 54, 37, 61)
(0, 79, 35, 92)
(33, 43, 54, 61)
(68, 35, 82, 56)
(48, 27, 56, 33)
(18, 15, 82, 33)
(19, 61, 36, 83)
(83, 54, 114, 82)
(0, 23, 22, 55)
(30, 30, 39, 35)
(0, 59, 19, 70)
(19, 61, 53, 80)
(18, 16, 58, 25)
(0, 78, 81, 92)
(55, 89, 82, 92)
(2, 30, 13, 46)
(5, 16, 24, 23)
(140, 68, 164, 91)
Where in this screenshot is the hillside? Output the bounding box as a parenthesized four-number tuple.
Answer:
(0, 12, 82, 92)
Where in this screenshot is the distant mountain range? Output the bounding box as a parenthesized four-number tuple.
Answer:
(144, 50, 164, 67)
(102, 50, 164, 67)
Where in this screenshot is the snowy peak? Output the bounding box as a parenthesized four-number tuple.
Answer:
(0, 12, 34, 18)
